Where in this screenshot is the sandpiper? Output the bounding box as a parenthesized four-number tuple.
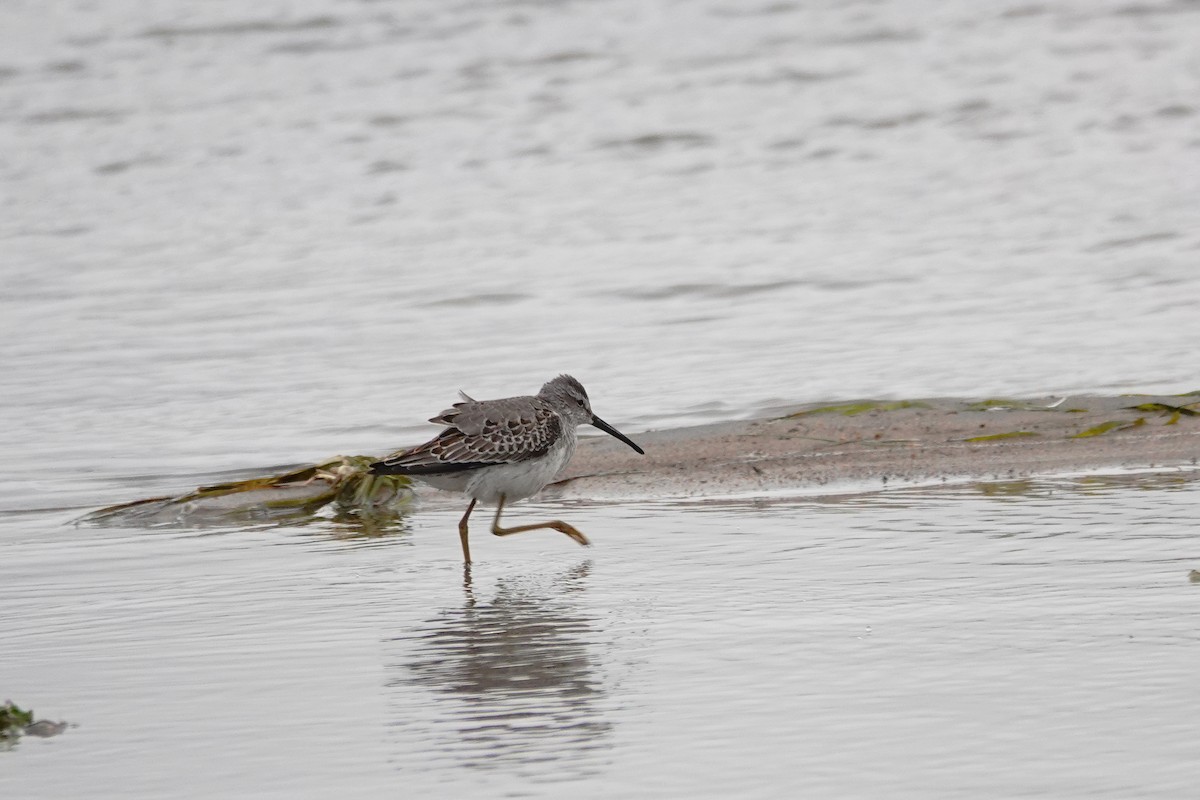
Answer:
(369, 375, 644, 563)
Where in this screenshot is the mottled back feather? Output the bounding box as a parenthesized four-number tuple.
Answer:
(371, 395, 564, 476)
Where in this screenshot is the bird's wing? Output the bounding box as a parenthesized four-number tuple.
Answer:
(371, 397, 562, 476)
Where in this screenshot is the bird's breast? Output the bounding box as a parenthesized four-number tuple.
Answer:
(465, 429, 576, 504)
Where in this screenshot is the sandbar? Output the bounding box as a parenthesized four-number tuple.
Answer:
(540, 394, 1200, 500)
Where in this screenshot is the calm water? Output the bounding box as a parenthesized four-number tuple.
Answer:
(3, 0, 1200, 796)
(5, 472, 1200, 797)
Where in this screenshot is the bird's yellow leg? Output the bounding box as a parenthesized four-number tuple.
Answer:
(458, 499, 477, 563)
(490, 495, 590, 547)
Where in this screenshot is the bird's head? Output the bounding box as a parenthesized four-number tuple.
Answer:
(539, 374, 644, 454)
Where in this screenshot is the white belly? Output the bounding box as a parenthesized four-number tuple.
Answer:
(418, 433, 576, 505)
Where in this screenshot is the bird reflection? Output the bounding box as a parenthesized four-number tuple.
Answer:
(387, 562, 611, 774)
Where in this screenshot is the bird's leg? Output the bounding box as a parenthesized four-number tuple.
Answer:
(458, 499, 477, 563)
(490, 495, 590, 547)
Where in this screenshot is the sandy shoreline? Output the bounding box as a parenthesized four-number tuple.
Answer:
(538, 394, 1200, 500)
(85, 393, 1199, 524)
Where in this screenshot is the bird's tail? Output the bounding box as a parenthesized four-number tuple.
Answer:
(368, 459, 406, 476)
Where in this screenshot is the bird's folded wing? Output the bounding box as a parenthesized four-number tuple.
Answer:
(375, 402, 562, 475)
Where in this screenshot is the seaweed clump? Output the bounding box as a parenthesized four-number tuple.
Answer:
(79, 456, 413, 528)
(1, 701, 69, 748)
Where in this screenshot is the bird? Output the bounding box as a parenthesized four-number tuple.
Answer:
(369, 375, 644, 563)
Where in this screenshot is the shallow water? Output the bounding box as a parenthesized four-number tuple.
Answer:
(4, 0, 1200, 795)
(5, 471, 1200, 797)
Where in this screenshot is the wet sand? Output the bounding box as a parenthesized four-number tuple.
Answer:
(546, 394, 1200, 499)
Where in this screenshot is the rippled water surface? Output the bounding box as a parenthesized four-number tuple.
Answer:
(4, 0, 1200, 796)
(5, 472, 1200, 797)
(3, 0, 1200, 496)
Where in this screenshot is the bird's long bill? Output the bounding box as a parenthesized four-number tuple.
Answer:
(591, 415, 645, 455)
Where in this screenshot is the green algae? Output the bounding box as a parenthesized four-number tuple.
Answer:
(788, 400, 931, 418)
(964, 431, 1042, 442)
(0, 702, 32, 738)
(1072, 418, 1146, 438)
(1125, 402, 1199, 417)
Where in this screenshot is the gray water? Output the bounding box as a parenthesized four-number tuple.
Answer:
(3, 0, 1200, 796)
(5, 473, 1200, 797)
